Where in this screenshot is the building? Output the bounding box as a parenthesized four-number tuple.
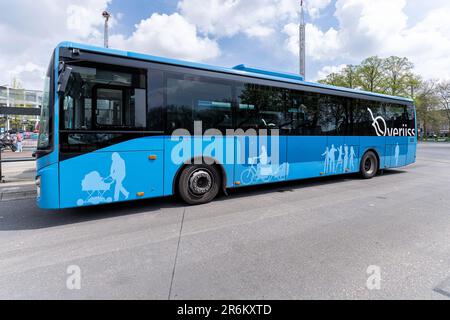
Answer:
(0, 85, 42, 132)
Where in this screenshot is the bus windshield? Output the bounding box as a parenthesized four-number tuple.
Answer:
(37, 56, 54, 150)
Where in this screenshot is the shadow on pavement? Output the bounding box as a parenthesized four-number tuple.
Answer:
(0, 196, 184, 231)
(0, 169, 406, 231)
(219, 169, 406, 201)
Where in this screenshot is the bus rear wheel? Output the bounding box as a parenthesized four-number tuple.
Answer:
(178, 165, 221, 205)
(360, 151, 378, 179)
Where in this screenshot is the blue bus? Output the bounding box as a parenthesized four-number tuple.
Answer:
(36, 42, 417, 209)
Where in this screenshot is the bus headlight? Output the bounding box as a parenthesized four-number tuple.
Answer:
(35, 176, 41, 198)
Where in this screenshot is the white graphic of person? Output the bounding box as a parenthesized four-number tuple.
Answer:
(110, 152, 129, 201)
(322, 147, 330, 173)
(350, 146, 357, 171)
(259, 145, 269, 166)
(336, 145, 344, 173)
(258, 145, 273, 177)
(394, 143, 400, 166)
(343, 145, 349, 173)
(329, 145, 338, 173)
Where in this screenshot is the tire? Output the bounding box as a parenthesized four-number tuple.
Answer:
(178, 165, 221, 205)
(360, 151, 379, 179)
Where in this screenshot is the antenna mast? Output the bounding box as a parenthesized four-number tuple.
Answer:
(299, 0, 306, 79)
(102, 11, 111, 48)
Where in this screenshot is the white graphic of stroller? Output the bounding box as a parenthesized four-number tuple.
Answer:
(77, 171, 114, 207)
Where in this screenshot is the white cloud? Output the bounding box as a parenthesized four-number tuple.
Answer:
(178, 0, 331, 39)
(0, 1, 220, 90)
(283, 0, 450, 80)
(66, 4, 116, 39)
(316, 64, 347, 81)
(283, 23, 341, 61)
(110, 13, 220, 62)
(245, 25, 276, 38)
(178, 0, 280, 38)
(306, 0, 332, 19)
(0, 0, 112, 89)
(7, 63, 46, 89)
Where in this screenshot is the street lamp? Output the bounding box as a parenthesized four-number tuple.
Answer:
(102, 11, 111, 48)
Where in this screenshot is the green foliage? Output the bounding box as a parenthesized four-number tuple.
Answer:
(319, 55, 416, 98)
(357, 56, 384, 92)
(383, 56, 414, 96)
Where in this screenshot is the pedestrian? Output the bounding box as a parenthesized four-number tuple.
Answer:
(16, 132, 23, 153)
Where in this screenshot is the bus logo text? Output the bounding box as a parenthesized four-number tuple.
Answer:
(367, 108, 415, 137)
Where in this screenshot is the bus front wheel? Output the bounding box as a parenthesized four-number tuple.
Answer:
(360, 151, 378, 179)
(178, 165, 221, 205)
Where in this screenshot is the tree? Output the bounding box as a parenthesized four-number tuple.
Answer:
(436, 81, 450, 135)
(415, 80, 440, 140)
(356, 56, 385, 92)
(318, 72, 346, 87)
(404, 73, 422, 100)
(383, 56, 414, 97)
(319, 65, 359, 89)
(318, 56, 416, 97)
(340, 65, 359, 89)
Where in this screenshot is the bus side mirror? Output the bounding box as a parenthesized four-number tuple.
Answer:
(57, 64, 73, 95)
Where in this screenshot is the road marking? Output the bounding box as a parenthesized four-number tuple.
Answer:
(168, 209, 186, 300)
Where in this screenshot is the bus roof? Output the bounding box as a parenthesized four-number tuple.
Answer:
(57, 41, 414, 104)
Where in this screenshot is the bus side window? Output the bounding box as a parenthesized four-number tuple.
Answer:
(319, 95, 347, 136)
(166, 73, 233, 134)
(407, 105, 416, 131)
(238, 84, 293, 132)
(297, 91, 321, 136)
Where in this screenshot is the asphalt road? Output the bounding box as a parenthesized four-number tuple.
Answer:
(1, 143, 450, 300)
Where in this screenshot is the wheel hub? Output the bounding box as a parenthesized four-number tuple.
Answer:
(364, 157, 375, 175)
(189, 170, 213, 195)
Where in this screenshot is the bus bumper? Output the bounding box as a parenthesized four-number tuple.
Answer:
(36, 162, 60, 209)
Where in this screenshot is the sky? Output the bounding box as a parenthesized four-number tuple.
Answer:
(0, 0, 449, 90)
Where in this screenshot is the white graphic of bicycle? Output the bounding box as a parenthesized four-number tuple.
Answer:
(241, 157, 289, 185)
